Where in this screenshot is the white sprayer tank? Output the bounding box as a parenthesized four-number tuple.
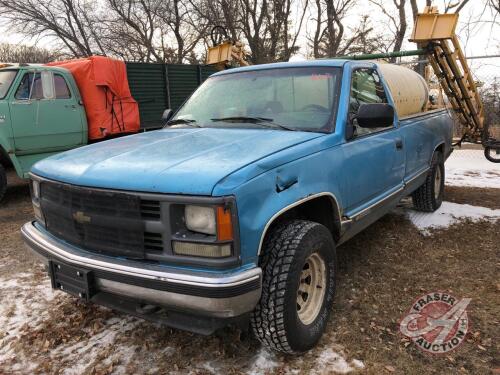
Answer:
(377, 63, 429, 117)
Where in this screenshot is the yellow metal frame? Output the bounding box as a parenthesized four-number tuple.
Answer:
(206, 41, 249, 70)
(410, 6, 484, 142)
(207, 42, 234, 66)
(410, 8, 459, 42)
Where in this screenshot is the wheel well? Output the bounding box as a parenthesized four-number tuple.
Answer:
(0, 146, 12, 167)
(265, 195, 342, 244)
(434, 143, 445, 157)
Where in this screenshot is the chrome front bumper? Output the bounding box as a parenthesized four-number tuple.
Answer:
(21, 222, 262, 320)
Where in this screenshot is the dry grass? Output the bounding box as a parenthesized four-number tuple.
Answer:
(328, 216, 499, 374)
(445, 185, 500, 209)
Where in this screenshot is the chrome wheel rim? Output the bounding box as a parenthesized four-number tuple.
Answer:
(434, 166, 442, 200)
(297, 252, 327, 325)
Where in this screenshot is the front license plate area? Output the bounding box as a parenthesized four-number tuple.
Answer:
(49, 260, 95, 301)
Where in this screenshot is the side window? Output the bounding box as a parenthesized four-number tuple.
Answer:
(54, 74, 71, 99)
(350, 68, 390, 137)
(15, 73, 43, 100)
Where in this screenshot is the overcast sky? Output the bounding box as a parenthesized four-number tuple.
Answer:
(0, 0, 498, 81)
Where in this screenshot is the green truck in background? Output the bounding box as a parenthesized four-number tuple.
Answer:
(0, 62, 217, 202)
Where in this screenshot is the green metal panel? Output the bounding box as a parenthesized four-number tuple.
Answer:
(166, 65, 217, 110)
(126, 63, 218, 127)
(167, 65, 200, 110)
(201, 66, 218, 81)
(126, 63, 167, 129)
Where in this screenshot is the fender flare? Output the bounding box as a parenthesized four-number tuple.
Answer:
(256, 192, 343, 256)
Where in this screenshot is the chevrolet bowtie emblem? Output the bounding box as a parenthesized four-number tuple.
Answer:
(73, 211, 91, 224)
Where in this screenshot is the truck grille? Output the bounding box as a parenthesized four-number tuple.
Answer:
(140, 200, 161, 219)
(40, 181, 162, 259)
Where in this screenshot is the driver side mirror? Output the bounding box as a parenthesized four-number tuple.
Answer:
(161, 109, 173, 125)
(356, 103, 394, 128)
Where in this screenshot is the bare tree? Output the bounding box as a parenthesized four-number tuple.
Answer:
(442, 0, 471, 13)
(368, 0, 407, 61)
(489, 0, 500, 13)
(0, 0, 209, 63)
(409, 0, 432, 21)
(309, 0, 362, 58)
(191, 0, 242, 43)
(193, 0, 308, 64)
(0, 0, 104, 57)
(309, 4, 387, 58)
(157, 0, 209, 63)
(238, 0, 309, 63)
(342, 16, 387, 55)
(0, 43, 63, 63)
(103, 0, 164, 62)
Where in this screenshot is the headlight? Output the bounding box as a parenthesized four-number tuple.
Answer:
(30, 179, 45, 226)
(178, 204, 235, 258)
(185, 205, 216, 235)
(32, 180, 40, 199)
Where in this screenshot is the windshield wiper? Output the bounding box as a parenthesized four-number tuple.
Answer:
(166, 119, 202, 128)
(210, 116, 296, 131)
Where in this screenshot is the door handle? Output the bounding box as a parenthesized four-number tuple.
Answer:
(395, 139, 403, 150)
(65, 104, 77, 109)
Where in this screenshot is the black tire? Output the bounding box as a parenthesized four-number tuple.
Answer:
(484, 147, 500, 163)
(251, 220, 336, 354)
(0, 164, 6, 203)
(412, 151, 444, 212)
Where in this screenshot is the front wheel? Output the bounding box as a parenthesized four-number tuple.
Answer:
(0, 164, 7, 203)
(251, 220, 336, 354)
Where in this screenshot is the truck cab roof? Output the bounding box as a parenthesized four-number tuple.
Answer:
(211, 59, 351, 77)
(0, 64, 70, 75)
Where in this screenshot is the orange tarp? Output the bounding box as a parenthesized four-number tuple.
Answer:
(47, 56, 140, 140)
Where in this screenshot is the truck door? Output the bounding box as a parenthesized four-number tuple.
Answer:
(343, 66, 405, 215)
(9, 70, 85, 154)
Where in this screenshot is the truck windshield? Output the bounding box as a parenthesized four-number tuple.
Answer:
(172, 67, 341, 132)
(0, 70, 18, 99)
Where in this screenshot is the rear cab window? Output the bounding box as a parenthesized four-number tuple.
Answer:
(54, 74, 71, 99)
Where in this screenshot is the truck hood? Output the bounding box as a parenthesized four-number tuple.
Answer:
(32, 128, 324, 195)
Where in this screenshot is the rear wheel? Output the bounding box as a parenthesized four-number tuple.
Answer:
(0, 164, 7, 203)
(412, 151, 444, 212)
(251, 220, 336, 354)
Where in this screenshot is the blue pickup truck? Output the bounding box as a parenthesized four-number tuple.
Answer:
(22, 59, 453, 354)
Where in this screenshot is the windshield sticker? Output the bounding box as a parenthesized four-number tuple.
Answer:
(311, 73, 331, 80)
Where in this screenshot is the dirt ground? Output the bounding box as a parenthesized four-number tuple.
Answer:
(0, 167, 499, 375)
(445, 186, 500, 209)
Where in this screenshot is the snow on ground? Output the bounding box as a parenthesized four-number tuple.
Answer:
(399, 148, 500, 234)
(0, 271, 56, 372)
(403, 201, 500, 235)
(311, 347, 365, 374)
(0, 266, 141, 374)
(245, 346, 364, 375)
(445, 149, 500, 188)
(52, 317, 139, 375)
(0, 272, 56, 346)
(247, 347, 279, 375)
